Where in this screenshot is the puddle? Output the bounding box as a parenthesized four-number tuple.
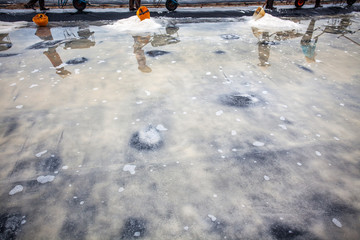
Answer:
(0, 12, 360, 240)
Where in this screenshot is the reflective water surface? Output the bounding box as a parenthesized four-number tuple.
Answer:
(0, 13, 360, 240)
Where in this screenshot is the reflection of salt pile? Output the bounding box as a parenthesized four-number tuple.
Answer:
(0, 21, 27, 33)
(249, 14, 301, 31)
(106, 16, 161, 34)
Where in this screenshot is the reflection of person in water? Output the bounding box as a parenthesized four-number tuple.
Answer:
(0, 33, 12, 51)
(252, 28, 271, 67)
(300, 19, 318, 63)
(252, 26, 303, 67)
(257, 32, 271, 67)
(35, 27, 71, 77)
(133, 35, 152, 73)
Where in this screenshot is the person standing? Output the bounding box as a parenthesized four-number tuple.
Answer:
(129, 0, 141, 11)
(24, 0, 49, 11)
(314, 0, 322, 8)
(265, 0, 275, 10)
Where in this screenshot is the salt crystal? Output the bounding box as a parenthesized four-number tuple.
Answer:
(123, 165, 136, 175)
(118, 187, 125, 193)
(253, 141, 265, 147)
(315, 151, 322, 156)
(9, 185, 24, 195)
(216, 110, 223, 116)
(264, 175, 270, 181)
(37, 175, 55, 184)
(208, 214, 217, 222)
(35, 150, 47, 157)
(231, 130, 237, 136)
(156, 124, 168, 131)
(278, 124, 287, 130)
(332, 218, 342, 228)
(134, 232, 140, 237)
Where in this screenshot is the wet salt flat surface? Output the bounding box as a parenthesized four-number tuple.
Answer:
(0, 13, 360, 240)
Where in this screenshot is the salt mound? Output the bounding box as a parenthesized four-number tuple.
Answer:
(248, 14, 302, 31)
(106, 16, 161, 34)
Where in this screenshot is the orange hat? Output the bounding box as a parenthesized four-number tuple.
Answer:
(32, 13, 48, 27)
(137, 6, 150, 21)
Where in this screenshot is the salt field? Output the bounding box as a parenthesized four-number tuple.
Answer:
(0, 11, 360, 240)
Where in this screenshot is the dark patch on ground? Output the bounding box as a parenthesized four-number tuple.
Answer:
(325, 202, 357, 217)
(209, 219, 227, 238)
(130, 126, 163, 151)
(219, 92, 261, 108)
(295, 63, 314, 73)
(3, 121, 18, 137)
(220, 34, 240, 40)
(145, 50, 170, 57)
(60, 220, 86, 240)
(240, 150, 278, 164)
(23, 180, 43, 193)
(66, 57, 88, 65)
(9, 161, 31, 177)
(214, 50, 226, 55)
(310, 193, 357, 217)
(270, 222, 304, 240)
(0, 53, 19, 57)
(27, 40, 64, 49)
(0, 213, 25, 240)
(121, 218, 147, 239)
(36, 155, 62, 173)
